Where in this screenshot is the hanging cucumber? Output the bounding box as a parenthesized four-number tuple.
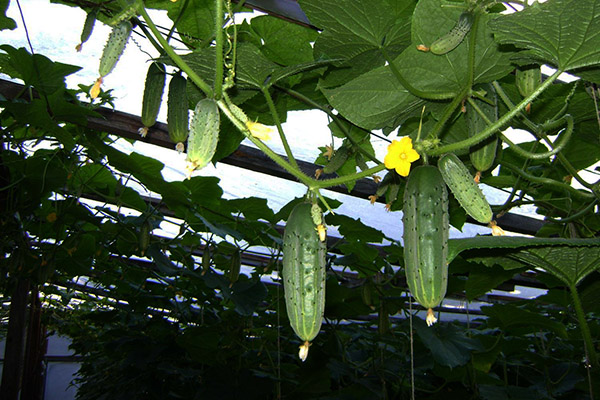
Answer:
(283, 202, 327, 361)
(139, 62, 166, 137)
(403, 166, 449, 326)
(167, 73, 189, 152)
(430, 11, 474, 55)
(438, 153, 493, 224)
(316, 144, 351, 178)
(466, 84, 499, 174)
(76, 8, 98, 52)
(186, 98, 220, 177)
(516, 65, 541, 112)
(91, 20, 132, 99)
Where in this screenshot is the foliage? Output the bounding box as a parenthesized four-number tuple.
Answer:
(1, 0, 600, 398)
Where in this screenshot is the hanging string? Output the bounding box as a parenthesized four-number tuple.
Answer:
(409, 293, 415, 400)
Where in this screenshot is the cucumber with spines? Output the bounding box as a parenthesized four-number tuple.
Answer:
(430, 11, 474, 55)
(403, 165, 449, 326)
(98, 20, 132, 78)
(438, 153, 493, 224)
(283, 202, 327, 361)
(76, 8, 98, 52)
(186, 98, 220, 176)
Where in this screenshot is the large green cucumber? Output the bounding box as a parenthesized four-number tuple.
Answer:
(466, 84, 499, 173)
(438, 153, 493, 224)
(139, 62, 166, 137)
(186, 98, 220, 176)
(167, 73, 189, 152)
(403, 166, 448, 326)
(283, 202, 327, 361)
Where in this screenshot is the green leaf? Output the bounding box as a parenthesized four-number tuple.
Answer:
(326, 214, 385, 243)
(481, 303, 568, 339)
(414, 320, 484, 368)
(230, 279, 268, 316)
(489, 0, 600, 71)
(322, 64, 424, 130)
(463, 263, 522, 301)
(248, 15, 318, 66)
(394, 2, 514, 94)
(166, 0, 216, 48)
(227, 197, 275, 223)
(0, 45, 81, 95)
(299, 0, 415, 87)
(448, 236, 600, 264)
(0, 0, 15, 31)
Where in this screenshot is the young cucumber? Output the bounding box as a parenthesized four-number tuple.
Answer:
(167, 73, 189, 152)
(438, 153, 493, 224)
(139, 62, 166, 137)
(403, 166, 449, 326)
(99, 21, 132, 78)
(516, 65, 542, 99)
(466, 84, 499, 173)
(283, 202, 327, 361)
(430, 11, 474, 55)
(186, 98, 220, 177)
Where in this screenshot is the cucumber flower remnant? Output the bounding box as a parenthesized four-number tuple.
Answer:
(384, 137, 420, 177)
(246, 120, 273, 141)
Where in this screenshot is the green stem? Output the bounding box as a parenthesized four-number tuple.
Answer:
(545, 199, 598, 224)
(381, 48, 457, 100)
(261, 87, 298, 169)
(275, 85, 382, 165)
(312, 164, 387, 189)
(138, 6, 213, 98)
(568, 283, 599, 367)
(427, 86, 470, 141)
(216, 99, 313, 187)
(214, 0, 224, 99)
(428, 70, 563, 156)
(502, 163, 594, 200)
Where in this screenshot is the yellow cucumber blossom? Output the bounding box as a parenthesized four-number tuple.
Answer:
(246, 120, 273, 141)
(384, 137, 420, 177)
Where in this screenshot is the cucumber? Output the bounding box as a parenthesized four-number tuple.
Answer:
(98, 21, 132, 78)
(466, 84, 499, 173)
(229, 248, 241, 286)
(139, 62, 166, 137)
(167, 73, 189, 152)
(430, 11, 474, 55)
(186, 98, 220, 176)
(282, 202, 327, 361)
(437, 153, 493, 224)
(139, 220, 151, 256)
(76, 8, 97, 52)
(516, 65, 542, 99)
(320, 144, 350, 177)
(403, 165, 448, 326)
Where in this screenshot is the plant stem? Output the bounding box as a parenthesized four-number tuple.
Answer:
(427, 86, 469, 142)
(214, 0, 224, 99)
(313, 164, 387, 189)
(138, 6, 213, 98)
(261, 87, 298, 169)
(428, 70, 563, 156)
(568, 283, 599, 367)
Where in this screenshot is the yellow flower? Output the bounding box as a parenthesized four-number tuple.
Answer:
(384, 137, 420, 177)
(246, 120, 273, 141)
(90, 77, 102, 99)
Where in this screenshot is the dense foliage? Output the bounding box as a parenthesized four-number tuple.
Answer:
(1, 0, 600, 398)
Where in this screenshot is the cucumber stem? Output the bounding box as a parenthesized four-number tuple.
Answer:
(214, 0, 224, 100)
(261, 87, 299, 170)
(568, 283, 599, 367)
(138, 6, 214, 98)
(427, 70, 563, 156)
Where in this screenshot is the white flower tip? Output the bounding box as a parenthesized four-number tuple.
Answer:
(175, 142, 185, 153)
(299, 341, 310, 362)
(138, 127, 149, 138)
(426, 308, 437, 327)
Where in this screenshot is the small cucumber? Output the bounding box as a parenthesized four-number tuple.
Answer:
(322, 144, 351, 175)
(139, 220, 151, 256)
(76, 8, 98, 52)
(167, 73, 189, 152)
(430, 11, 474, 55)
(139, 62, 166, 137)
(403, 165, 449, 326)
(98, 20, 132, 77)
(186, 98, 220, 176)
(466, 84, 499, 173)
(516, 65, 542, 99)
(283, 202, 327, 361)
(229, 248, 241, 285)
(438, 153, 493, 224)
